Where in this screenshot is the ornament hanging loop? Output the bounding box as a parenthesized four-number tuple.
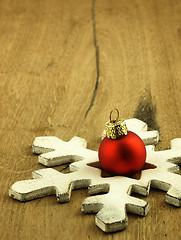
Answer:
(110, 108, 119, 123)
(105, 109, 128, 139)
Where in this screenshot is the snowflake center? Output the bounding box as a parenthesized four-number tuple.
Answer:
(87, 162, 157, 180)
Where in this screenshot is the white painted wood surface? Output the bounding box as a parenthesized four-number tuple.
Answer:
(9, 119, 181, 233)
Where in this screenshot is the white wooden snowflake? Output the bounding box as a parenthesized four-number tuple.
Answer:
(9, 119, 181, 233)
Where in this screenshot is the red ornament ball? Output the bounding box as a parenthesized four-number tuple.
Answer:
(98, 131, 146, 176)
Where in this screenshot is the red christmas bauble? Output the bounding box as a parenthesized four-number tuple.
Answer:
(98, 131, 146, 176)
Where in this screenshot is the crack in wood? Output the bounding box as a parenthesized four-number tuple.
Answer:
(83, 0, 100, 120)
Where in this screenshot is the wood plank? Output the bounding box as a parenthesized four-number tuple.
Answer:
(0, 0, 181, 239)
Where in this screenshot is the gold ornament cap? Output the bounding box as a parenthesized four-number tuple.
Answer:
(105, 109, 128, 139)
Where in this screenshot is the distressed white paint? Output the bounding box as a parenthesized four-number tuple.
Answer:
(9, 119, 181, 233)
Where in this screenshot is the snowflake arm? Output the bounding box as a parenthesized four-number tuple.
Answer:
(9, 118, 181, 233)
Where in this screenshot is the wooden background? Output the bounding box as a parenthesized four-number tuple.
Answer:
(0, 0, 181, 239)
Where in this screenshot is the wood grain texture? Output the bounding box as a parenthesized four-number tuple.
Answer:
(0, 0, 181, 239)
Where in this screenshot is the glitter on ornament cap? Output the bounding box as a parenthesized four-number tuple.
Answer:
(105, 109, 128, 139)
